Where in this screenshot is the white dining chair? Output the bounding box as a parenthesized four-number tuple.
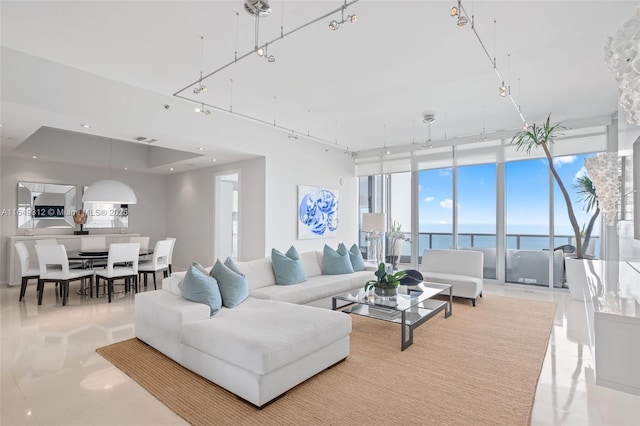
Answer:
(80, 236, 108, 268)
(35, 244, 94, 306)
(165, 237, 176, 274)
(35, 238, 57, 245)
(129, 236, 150, 250)
(93, 243, 140, 303)
(139, 239, 172, 290)
(80, 236, 107, 251)
(16, 242, 40, 301)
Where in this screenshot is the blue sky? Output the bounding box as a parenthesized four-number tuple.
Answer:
(418, 153, 599, 236)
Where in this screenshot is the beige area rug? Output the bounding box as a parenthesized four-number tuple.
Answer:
(97, 295, 555, 426)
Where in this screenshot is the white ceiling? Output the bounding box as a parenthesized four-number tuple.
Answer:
(0, 1, 636, 172)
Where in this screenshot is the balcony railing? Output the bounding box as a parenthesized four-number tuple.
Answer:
(359, 231, 601, 287)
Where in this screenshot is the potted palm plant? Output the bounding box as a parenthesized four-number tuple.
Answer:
(364, 263, 407, 298)
(574, 175, 599, 256)
(511, 115, 585, 259)
(511, 115, 607, 301)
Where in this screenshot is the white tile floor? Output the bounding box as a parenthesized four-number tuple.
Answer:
(1, 281, 639, 425)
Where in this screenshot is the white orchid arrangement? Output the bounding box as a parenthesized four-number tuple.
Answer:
(388, 221, 411, 243)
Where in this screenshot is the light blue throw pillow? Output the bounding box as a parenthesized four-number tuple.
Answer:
(271, 246, 307, 285)
(349, 244, 366, 272)
(212, 259, 249, 308)
(224, 256, 245, 276)
(179, 264, 222, 316)
(323, 244, 354, 275)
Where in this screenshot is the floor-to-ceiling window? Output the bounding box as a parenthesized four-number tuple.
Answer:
(356, 122, 610, 284)
(457, 163, 497, 279)
(505, 158, 552, 286)
(418, 167, 453, 256)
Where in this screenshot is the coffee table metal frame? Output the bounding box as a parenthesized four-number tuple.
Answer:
(332, 282, 452, 351)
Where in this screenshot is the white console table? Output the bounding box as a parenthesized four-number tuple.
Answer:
(585, 260, 640, 395)
(6, 233, 140, 287)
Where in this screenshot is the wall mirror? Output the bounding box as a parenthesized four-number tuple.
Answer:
(82, 186, 129, 229)
(17, 182, 76, 229)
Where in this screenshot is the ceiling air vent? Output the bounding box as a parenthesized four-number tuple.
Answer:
(133, 136, 158, 144)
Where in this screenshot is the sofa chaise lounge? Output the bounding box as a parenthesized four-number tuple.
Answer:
(134, 249, 374, 407)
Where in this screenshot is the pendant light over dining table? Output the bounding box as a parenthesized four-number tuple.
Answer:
(83, 139, 137, 204)
(82, 179, 137, 204)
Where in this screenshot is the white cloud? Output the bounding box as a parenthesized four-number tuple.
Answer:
(440, 199, 454, 209)
(418, 184, 422, 192)
(574, 166, 588, 181)
(439, 170, 451, 177)
(424, 196, 434, 202)
(553, 155, 576, 167)
(438, 220, 448, 224)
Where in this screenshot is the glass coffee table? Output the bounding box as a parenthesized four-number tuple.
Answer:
(332, 282, 452, 351)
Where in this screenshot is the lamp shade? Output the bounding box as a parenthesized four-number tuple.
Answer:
(82, 180, 137, 204)
(362, 212, 386, 232)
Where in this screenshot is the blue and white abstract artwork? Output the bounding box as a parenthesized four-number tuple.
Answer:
(298, 185, 339, 239)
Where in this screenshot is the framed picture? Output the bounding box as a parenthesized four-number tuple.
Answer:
(298, 185, 339, 239)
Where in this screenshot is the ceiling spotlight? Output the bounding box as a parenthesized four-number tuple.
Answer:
(193, 84, 208, 94)
(256, 47, 265, 56)
(197, 147, 204, 151)
(195, 103, 211, 116)
(457, 15, 468, 26)
(329, 20, 340, 31)
(450, 6, 458, 17)
(267, 54, 276, 63)
(193, 36, 208, 95)
(348, 14, 357, 23)
(81, 124, 91, 129)
(499, 83, 507, 97)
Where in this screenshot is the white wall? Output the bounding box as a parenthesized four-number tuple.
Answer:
(165, 157, 267, 270)
(165, 134, 358, 271)
(264, 135, 358, 255)
(0, 156, 167, 284)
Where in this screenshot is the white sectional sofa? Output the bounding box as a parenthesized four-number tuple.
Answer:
(419, 249, 484, 306)
(134, 250, 374, 407)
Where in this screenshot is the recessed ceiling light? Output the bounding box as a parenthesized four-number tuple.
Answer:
(197, 147, 204, 151)
(170, 167, 174, 171)
(0, 123, 5, 127)
(212, 158, 217, 162)
(32, 155, 37, 159)
(81, 124, 91, 128)
(123, 167, 128, 170)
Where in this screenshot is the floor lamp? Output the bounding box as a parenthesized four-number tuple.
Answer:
(362, 213, 386, 265)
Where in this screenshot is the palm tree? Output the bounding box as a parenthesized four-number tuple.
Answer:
(574, 175, 599, 255)
(511, 115, 585, 259)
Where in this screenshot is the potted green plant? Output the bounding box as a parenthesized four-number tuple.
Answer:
(364, 263, 407, 298)
(574, 175, 599, 256)
(511, 115, 609, 301)
(511, 115, 586, 259)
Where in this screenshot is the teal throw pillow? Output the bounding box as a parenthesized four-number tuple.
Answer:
(323, 244, 354, 275)
(224, 256, 245, 276)
(192, 261, 210, 276)
(349, 244, 366, 272)
(212, 259, 249, 308)
(271, 246, 307, 285)
(178, 264, 222, 316)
